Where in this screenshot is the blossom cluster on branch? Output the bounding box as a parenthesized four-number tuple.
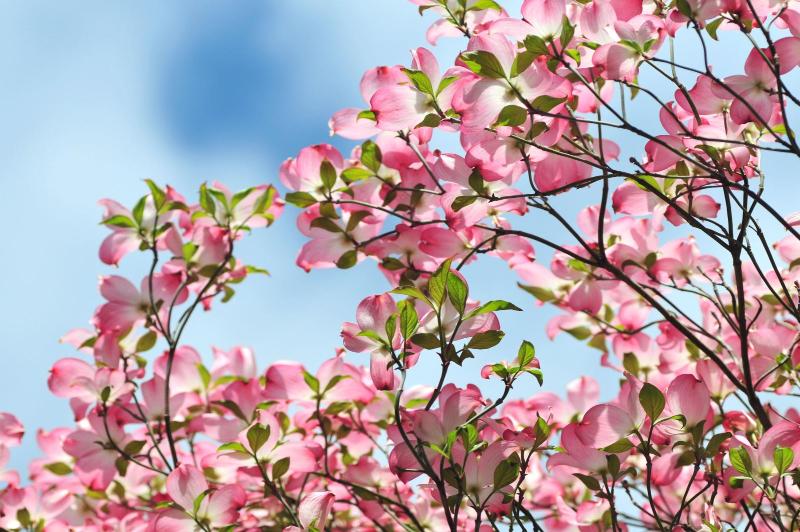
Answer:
(3, 0, 800, 529)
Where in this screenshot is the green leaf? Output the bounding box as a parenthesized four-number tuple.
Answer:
(467, 330, 505, 349)
(361, 140, 383, 172)
(564, 326, 592, 340)
(341, 167, 373, 182)
(518, 283, 556, 302)
(359, 329, 387, 345)
(428, 259, 452, 305)
(132, 196, 147, 225)
(460, 50, 505, 79)
(199, 183, 216, 215)
(115, 456, 129, 476)
(490, 363, 509, 380)
(607, 453, 621, 478)
(622, 352, 640, 376)
(346, 211, 371, 233)
(310, 217, 343, 233)
(245, 265, 271, 276)
(102, 214, 137, 228)
(706, 17, 723, 40)
(403, 68, 434, 95)
(639, 382, 665, 421)
(534, 415, 551, 446)
(417, 113, 442, 128)
(385, 315, 397, 343)
(272, 457, 291, 479)
(446, 273, 468, 314)
(466, 300, 522, 319)
(325, 401, 353, 416)
(410, 332, 440, 349)
(398, 299, 419, 339)
(44, 462, 72, 475)
(246, 424, 270, 453)
(323, 375, 351, 394)
(318, 201, 338, 219)
(493, 456, 520, 488)
(193, 489, 209, 517)
(729, 446, 752, 476)
(704, 432, 731, 457)
(524, 35, 549, 57)
(467, 0, 503, 10)
(531, 95, 567, 113)
(124, 440, 146, 455)
(336, 250, 358, 269)
(676, 0, 693, 17)
(564, 48, 581, 63)
(135, 330, 157, 352)
(495, 104, 528, 127)
(16, 508, 32, 528)
(774, 446, 794, 475)
(510, 51, 535, 77)
(382, 257, 406, 271)
(588, 333, 607, 352)
(230, 187, 254, 210)
(213, 400, 248, 421)
(320, 160, 337, 191)
(603, 438, 634, 454)
(526, 367, 544, 385)
(573, 472, 600, 491)
(728, 475, 747, 488)
(285, 191, 317, 208)
(559, 17, 575, 47)
(629, 174, 661, 193)
(303, 370, 320, 394)
(198, 364, 212, 390)
(437, 75, 458, 95)
(392, 286, 429, 301)
(252, 186, 276, 215)
(452, 195, 478, 212)
(357, 109, 376, 121)
(567, 258, 589, 272)
(468, 169, 487, 194)
(517, 340, 536, 366)
(217, 441, 248, 453)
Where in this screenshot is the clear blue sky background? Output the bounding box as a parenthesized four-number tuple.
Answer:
(0, 1, 795, 474)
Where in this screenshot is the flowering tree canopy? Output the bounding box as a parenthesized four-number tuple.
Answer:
(3, 0, 800, 529)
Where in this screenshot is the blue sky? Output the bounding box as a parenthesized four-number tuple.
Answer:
(0, 1, 796, 474)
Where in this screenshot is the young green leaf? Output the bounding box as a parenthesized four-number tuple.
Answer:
(428, 259, 452, 305)
(493, 457, 520, 488)
(728, 447, 752, 476)
(446, 273, 468, 314)
(398, 299, 419, 339)
(774, 446, 794, 475)
(285, 192, 318, 208)
(460, 50, 505, 79)
(403, 68, 434, 95)
(452, 195, 478, 212)
(467, 330, 505, 349)
(495, 105, 528, 127)
(272, 457, 291, 479)
(638, 382, 665, 421)
(320, 160, 337, 191)
(517, 340, 536, 366)
(361, 141, 383, 172)
(246, 424, 270, 453)
(336, 250, 358, 269)
(410, 333, 440, 349)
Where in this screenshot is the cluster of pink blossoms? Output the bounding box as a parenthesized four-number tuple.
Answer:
(2, 0, 800, 529)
